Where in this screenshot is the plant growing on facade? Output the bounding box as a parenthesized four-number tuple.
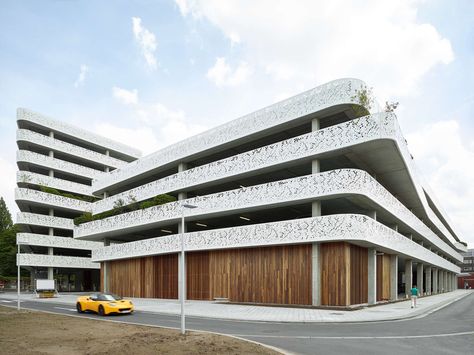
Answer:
(384, 101, 399, 112)
(351, 86, 374, 117)
(39, 185, 99, 203)
(19, 173, 32, 184)
(74, 194, 177, 225)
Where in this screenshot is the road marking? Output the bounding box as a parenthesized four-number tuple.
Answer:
(232, 330, 474, 340)
(54, 307, 76, 312)
(0, 300, 13, 303)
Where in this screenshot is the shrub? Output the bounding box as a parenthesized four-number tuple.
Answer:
(39, 185, 61, 196)
(73, 193, 177, 225)
(73, 212, 93, 226)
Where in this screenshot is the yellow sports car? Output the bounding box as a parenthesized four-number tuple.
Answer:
(76, 293, 134, 316)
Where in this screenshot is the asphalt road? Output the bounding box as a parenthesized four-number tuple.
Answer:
(1, 293, 473, 355)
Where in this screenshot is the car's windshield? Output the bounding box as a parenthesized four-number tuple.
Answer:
(97, 293, 122, 301)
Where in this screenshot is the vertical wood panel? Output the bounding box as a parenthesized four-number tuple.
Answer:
(106, 254, 178, 299)
(187, 251, 210, 300)
(350, 245, 368, 305)
(320, 242, 351, 306)
(187, 244, 312, 305)
(100, 262, 104, 293)
(377, 254, 391, 301)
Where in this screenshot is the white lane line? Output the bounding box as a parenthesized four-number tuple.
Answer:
(233, 330, 474, 340)
(54, 307, 76, 312)
(0, 300, 13, 303)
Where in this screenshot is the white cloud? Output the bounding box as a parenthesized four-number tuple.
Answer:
(207, 57, 251, 87)
(407, 120, 474, 247)
(132, 17, 158, 70)
(94, 123, 160, 155)
(113, 86, 138, 105)
(73, 64, 89, 88)
(176, 0, 454, 99)
(107, 87, 207, 154)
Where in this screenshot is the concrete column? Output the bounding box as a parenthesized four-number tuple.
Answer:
(178, 161, 188, 301)
(438, 270, 443, 292)
(416, 263, 424, 296)
(47, 247, 54, 280)
(425, 266, 432, 295)
(311, 118, 322, 306)
(104, 150, 110, 173)
(30, 270, 35, 290)
(448, 273, 452, 291)
(312, 244, 321, 306)
(441, 270, 446, 292)
(47, 208, 54, 280)
(405, 259, 413, 298)
(48, 134, 54, 177)
(103, 239, 110, 292)
(433, 268, 438, 294)
(368, 248, 377, 305)
(390, 254, 398, 301)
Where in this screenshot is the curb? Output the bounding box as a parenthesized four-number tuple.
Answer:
(2, 291, 471, 324)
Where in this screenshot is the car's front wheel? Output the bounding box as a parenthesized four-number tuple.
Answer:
(76, 303, 84, 313)
(98, 305, 106, 316)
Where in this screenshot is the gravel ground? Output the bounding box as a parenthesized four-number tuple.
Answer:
(0, 306, 279, 355)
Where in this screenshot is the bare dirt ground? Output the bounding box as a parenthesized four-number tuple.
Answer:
(0, 306, 279, 354)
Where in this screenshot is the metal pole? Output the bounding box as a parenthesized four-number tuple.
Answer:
(17, 243, 20, 310)
(180, 208, 185, 335)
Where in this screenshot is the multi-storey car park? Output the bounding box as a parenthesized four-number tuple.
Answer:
(15, 109, 141, 291)
(16, 78, 467, 305)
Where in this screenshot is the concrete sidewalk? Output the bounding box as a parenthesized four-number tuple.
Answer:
(2, 289, 471, 323)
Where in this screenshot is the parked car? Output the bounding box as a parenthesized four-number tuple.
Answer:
(76, 293, 134, 316)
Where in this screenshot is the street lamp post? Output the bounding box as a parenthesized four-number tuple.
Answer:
(17, 242, 20, 310)
(180, 203, 197, 335)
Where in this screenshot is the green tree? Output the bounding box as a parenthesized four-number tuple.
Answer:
(0, 197, 13, 233)
(0, 225, 18, 276)
(0, 197, 17, 276)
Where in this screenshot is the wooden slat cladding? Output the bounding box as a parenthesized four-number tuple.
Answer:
(100, 263, 104, 292)
(187, 244, 312, 305)
(321, 242, 368, 306)
(103, 254, 178, 299)
(350, 245, 368, 305)
(320, 242, 351, 306)
(186, 251, 210, 300)
(376, 254, 391, 301)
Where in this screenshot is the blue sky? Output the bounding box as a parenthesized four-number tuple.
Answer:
(0, 0, 473, 246)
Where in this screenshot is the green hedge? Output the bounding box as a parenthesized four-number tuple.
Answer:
(73, 194, 176, 226)
(39, 185, 98, 202)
